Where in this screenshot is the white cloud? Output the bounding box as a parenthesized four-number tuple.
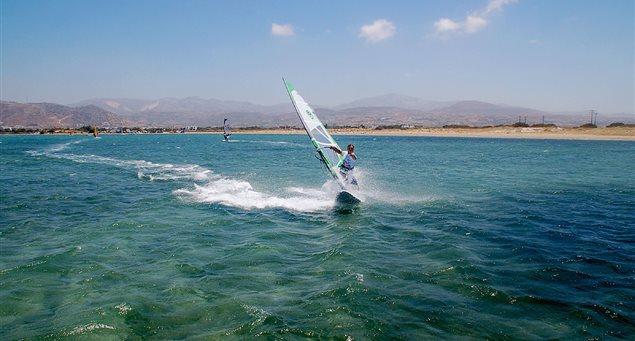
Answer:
(271, 23, 294, 37)
(465, 15, 488, 33)
(434, 18, 462, 33)
(359, 19, 396, 43)
(432, 0, 516, 37)
(485, 0, 518, 14)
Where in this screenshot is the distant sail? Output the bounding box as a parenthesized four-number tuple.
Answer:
(93, 127, 98, 137)
(223, 118, 231, 140)
(283, 78, 346, 189)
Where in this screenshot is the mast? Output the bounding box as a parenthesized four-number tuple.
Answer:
(283, 77, 311, 138)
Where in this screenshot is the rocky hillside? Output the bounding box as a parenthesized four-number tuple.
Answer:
(0, 101, 132, 128)
(4, 95, 633, 128)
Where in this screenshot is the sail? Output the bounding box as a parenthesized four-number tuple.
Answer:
(223, 119, 231, 137)
(283, 78, 346, 188)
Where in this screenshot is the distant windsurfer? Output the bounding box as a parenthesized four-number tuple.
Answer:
(223, 118, 231, 141)
(329, 144, 358, 186)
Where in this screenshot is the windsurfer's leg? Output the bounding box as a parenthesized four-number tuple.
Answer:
(339, 170, 348, 181)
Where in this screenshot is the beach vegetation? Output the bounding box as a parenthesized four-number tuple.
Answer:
(606, 122, 634, 128)
(512, 122, 530, 127)
(443, 124, 471, 128)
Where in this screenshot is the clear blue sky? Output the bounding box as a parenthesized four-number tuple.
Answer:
(1, 0, 633, 113)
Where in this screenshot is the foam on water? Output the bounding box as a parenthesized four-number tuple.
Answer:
(173, 171, 433, 212)
(344, 168, 438, 205)
(26, 140, 83, 156)
(29, 140, 336, 212)
(58, 153, 212, 181)
(173, 179, 336, 212)
(28, 139, 430, 212)
(66, 323, 115, 336)
(29, 140, 212, 182)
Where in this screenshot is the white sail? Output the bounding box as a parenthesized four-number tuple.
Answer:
(223, 118, 231, 139)
(283, 78, 346, 188)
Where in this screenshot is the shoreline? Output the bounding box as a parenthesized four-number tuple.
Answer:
(217, 127, 635, 141)
(2, 127, 634, 141)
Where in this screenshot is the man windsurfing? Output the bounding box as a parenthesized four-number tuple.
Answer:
(329, 144, 358, 186)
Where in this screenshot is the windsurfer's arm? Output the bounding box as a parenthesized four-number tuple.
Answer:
(328, 145, 343, 155)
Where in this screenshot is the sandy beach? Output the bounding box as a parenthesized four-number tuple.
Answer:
(219, 126, 635, 141)
(10, 126, 633, 141)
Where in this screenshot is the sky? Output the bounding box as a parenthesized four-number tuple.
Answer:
(1, 0, 633, 113)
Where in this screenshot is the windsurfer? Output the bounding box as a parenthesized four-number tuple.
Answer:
(329, 144, 358, 186)
(223, 118, 231, 141)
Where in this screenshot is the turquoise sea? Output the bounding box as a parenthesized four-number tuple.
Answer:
(1, 134, 633, 339)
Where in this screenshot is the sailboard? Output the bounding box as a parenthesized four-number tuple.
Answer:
(222, 118, 231, 142)
(283, 78, 360, 205)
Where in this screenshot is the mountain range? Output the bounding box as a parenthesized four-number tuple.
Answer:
(0, 101, 132, 128)
(2, 94, 633, 128)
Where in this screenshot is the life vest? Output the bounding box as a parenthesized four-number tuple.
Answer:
(340, 153, 355, 171)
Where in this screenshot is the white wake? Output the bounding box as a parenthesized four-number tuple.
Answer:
(173, 179, 337, 211)
(28, 140, 432, 212)
(28, 140, 336, 212)
(29, 141, 211, 182)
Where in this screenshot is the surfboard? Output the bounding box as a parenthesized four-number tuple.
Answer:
(283, 78, 361, 204)
(336, 190, 361, 204)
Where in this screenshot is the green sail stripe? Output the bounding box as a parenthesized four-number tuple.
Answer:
(284, 80, 295, 94)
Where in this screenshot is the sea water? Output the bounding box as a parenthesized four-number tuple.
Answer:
(0, 134, 633, 338)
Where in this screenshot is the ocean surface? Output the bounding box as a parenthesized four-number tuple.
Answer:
(1, 134, 633, 339)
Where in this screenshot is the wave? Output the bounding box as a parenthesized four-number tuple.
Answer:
(28, 140, 334, 211)
(65, 323, 115, 336)
(173, 173, 435, 212)
(28, 139, 432, 212)
(228, 139, 307, 147)
(173, 179, 337, 212)
(52, 152, 212, 181)
(28, 140, 212, 181)
(26, 140, 83, 156)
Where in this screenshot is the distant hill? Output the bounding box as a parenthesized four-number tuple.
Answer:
(72, 97, 288, 116)
(334, 93, 453, 111)
(3, 94, 633, 128)
(66, 95, 635, 127)
(432, 100, 545, 115)
(0, 101, 131, 128)
(72, 95, 561, 127)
